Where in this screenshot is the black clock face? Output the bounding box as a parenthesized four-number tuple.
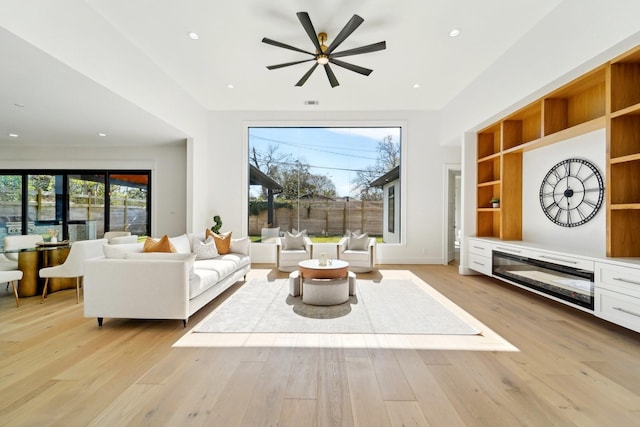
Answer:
(539, 158, 604, 227)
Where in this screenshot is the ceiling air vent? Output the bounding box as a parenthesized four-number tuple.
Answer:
(304, 100, 319, 105)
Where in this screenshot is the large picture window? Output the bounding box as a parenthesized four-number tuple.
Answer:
(248, 126, 401, 243)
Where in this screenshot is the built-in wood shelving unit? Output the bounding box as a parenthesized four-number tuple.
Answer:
(607, 46, 640, 257)
(476, 46, 640, 257)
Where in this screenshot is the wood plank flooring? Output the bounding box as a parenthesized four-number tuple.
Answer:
(1, 264, 639, 426)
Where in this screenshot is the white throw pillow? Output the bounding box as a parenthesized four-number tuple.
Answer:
(170, 234, 192, 254)
(348, 232, 369, 251)
(193, 236, 219, 260)
(282, 231, 305, 250)
(230, 237, 250, 255)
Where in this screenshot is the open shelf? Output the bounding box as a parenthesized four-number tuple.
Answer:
(543, 67, 606, 136)
(611, 46, 640, 113)
(502, 102, 542, 150)
(609, 159, 640, 205)
(477, 124, 501, 157)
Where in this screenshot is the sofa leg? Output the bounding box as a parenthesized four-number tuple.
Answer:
(97, 317, 103, 327)
(183, 319, 188, 328)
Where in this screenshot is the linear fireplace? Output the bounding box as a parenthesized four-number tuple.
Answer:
(492, 250, 594, 310)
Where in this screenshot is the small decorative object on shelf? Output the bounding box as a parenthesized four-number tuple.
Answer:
(490, 197, 500, 208)
(43, 229, 59, 243)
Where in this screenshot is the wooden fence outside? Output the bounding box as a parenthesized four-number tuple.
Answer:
(249, 199, 383, 237)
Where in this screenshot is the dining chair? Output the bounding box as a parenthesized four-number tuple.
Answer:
(0, 253, 18, 271)
(39, 239, 108, 304)
(4, 235, 44, 261)
(0, 269, 23, 306)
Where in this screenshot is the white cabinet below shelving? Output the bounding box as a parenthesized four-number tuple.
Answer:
(594, 262, 640, 333)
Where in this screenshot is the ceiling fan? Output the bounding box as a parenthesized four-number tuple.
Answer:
(262, 12, 386, 88)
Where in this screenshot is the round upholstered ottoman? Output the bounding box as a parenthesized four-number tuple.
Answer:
(302, 278, 349, 306)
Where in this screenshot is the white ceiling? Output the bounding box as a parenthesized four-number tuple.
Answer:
(0, 0, 563, 147)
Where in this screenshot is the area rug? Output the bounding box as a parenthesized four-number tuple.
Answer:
(193, 276, 479, 335)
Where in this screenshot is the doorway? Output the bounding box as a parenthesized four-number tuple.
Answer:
(444, 166, 461, 265)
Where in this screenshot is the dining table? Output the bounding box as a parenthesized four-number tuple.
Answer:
(1, 241, 75, 297)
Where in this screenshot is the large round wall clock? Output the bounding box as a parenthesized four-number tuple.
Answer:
(539, 158, 604, 227)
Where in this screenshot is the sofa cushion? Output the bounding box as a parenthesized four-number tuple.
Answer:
(193, 236, 219, 260)
(103, 242, 144, 259)
(189, 269, 220, 299)
(282, 231, 305, 250)
(143, 235, 176, 253)
(211, 231, 232, 255)
(195, 257, 243, 281)
(126, 252, 196, 278)
(170, 234, 192, 254)
(348, 232, 369, 251)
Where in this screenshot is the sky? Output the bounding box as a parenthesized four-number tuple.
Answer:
(248, 127, 401, 198)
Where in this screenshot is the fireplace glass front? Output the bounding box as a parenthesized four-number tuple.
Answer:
(492, 250, 594, 310)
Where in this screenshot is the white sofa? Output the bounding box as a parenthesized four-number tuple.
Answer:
(83, 233, 250, 326)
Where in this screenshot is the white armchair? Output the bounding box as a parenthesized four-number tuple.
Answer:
(276, 234, 313, 272)
(337, 234, 376, 272)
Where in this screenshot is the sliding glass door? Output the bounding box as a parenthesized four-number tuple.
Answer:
(0, 170, 150, 249)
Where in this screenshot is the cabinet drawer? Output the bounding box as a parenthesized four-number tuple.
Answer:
(595, 262, 640, 298)
(468, 240, 492, 257)
(469, 253, 492, 276)
(595, 288, 640, 333)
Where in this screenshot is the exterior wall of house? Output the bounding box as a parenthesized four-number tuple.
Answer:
(382, 179, 400, 244)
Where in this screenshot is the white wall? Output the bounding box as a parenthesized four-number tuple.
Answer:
(0, 143, 187, 237)
(522, 129, 606, 256)
(206, 110, 460, 264)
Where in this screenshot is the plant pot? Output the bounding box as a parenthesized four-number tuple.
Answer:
(492, 202, 500, 208)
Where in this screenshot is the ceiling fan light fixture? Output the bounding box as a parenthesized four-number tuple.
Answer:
(317, 54, 329, 65)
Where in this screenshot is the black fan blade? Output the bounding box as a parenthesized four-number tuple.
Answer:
(296, 63, 319, 87)
(262, 37, 315, 56)
(324, 14, 364, 55)
(331, 41, 386, 58)
(329, 58, 373, 76)
(324, 64, 339, 88)
(296, 12, 323, 53)
(267, 59, 315, 70)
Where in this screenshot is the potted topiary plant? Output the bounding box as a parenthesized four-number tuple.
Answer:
(211, 215, 223, 234)
(490, 197, 500, 208)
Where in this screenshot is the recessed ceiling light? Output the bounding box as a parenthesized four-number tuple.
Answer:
(413, 83, 421, 89)
(449, 28, 461, 38)
(9, 133, 19, 138)
(187, 32, 200, 40)
(227, 84, 235, 89)
(97, 133, 107, 137)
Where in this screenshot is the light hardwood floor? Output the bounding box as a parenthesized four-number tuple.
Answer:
(1, 264, 639, 426)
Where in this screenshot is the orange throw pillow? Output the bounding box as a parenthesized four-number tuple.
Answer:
(143, 235, 176, 253)
(212, 231, 232, 255)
